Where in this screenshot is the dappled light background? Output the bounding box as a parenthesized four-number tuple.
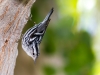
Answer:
(14, 0, 100, 75)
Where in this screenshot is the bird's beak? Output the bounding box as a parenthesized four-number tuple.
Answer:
(32, 57, 37, 62)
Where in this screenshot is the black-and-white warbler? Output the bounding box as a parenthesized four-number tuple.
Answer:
(22, 8, 54, 61)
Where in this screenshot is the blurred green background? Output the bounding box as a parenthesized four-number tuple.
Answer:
(14, 0, 100, 75)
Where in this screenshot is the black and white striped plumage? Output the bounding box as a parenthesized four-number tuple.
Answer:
(22, 8, 54, 61)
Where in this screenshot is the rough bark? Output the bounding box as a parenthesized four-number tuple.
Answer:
(0, 0, 36, 75)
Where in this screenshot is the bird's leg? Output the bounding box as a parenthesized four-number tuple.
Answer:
(29, 14, 36, 25)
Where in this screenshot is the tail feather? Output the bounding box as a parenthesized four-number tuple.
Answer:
(42, 8, 54, 23)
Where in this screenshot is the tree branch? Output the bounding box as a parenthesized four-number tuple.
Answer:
(0, 0, 36, 75)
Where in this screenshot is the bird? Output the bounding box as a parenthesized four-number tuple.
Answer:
(22, 8, 54, 61)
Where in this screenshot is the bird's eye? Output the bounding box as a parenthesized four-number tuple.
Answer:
(33, 53, 35, 55)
